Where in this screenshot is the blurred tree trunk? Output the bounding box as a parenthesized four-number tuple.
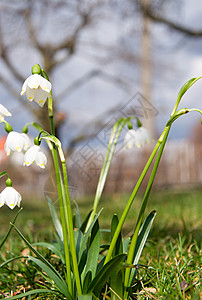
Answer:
(141, 0, 156, 138)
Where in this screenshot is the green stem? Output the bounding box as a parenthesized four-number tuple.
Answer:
(61, 161, 82, 295)
(86, 119, 127, 230)
(124, 126, 170, 296)
(48, 100, 73, 295)
(51, 147, 73, 295)
(105, 139, 161, 264)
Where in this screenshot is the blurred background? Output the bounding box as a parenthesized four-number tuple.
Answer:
(0, 0, 202, 201)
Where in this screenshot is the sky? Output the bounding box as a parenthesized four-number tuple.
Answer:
(0, 0, 202, 148)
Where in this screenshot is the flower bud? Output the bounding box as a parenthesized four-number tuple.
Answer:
(6, 177, 12, 187)
(22, 125, 28, 134)
(4, 122, 13, 133)
(34, 137, 40, 146)
(136, 118, 142, 128)
(127, 121, 133, 130)
(31, 64, 41, 75)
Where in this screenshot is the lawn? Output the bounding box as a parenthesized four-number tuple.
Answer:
(0, 188, 201, 299)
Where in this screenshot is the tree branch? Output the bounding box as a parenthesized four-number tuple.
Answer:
(140, 2, 202, 37)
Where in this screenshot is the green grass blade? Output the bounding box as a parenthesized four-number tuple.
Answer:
(3, 288, 62, 299)
(32, 242, 65, 264)
(11, 223, 65, 283)
(0, 208, 23, 250)
(46, 196, 63, 241)
(87, 253, 126, 297)
(28, 256, 71, 298)
(0, 256, 25, 268)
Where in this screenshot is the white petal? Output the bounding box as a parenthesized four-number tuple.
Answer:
(0, 104, 12, 117)
(39, 76, 52, 94)
(27, 74, 41, 89)
(24, 145, 38, 166)
(25, 86, 36, 101)
(124, 130, 138, 149)
(20, 77, 29, 95)
(5, 131, 25, 154)
(35, 150, 47, 168)
(33, 88, 49, 107)
(0, 193, 5, 207)
(21, 133, 31, 151)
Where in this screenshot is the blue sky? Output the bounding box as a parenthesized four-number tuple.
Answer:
(0, 0, 202, 146)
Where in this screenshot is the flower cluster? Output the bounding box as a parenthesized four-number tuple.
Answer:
(0, 72, 51, 209)
(4, 131, 47, 169)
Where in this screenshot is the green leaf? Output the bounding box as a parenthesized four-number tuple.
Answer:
(82, 271, 92, 294)
(78, 209, 102, 262)
(11, 224, 65, 284)
(82, 220, 100, 283)
(129, 210, 157, 285)
(28, 256, 71, 298)
(32, 242, 65, 264)
(172, 76, 202, 114)
(73, 200, 82, 228)
(133, 210, 156, 265)
(177, 77, 202, 102)
(78, 295, 93, 300)
(111, 214, 123, 257)
(3, 288, 62, 299)
(110, 262, 132, 300)
(80, 210, 93, 233)
(46, 196, 63, 241)
(87, 253, 126, 297)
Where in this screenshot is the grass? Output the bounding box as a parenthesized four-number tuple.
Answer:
(0, 188, 201, 299)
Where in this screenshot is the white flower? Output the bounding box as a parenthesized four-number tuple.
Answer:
(21, 74, 52, 107)
(124, 127, 151, 149)
(0, 187, 21, 209)
(4, 131, 31, 156)
(0, 104, 12, 121)
(24, 145, 47, 168)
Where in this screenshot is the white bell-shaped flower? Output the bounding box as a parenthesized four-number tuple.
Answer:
(124, 129, 139, 149)
(0, 187, 22, 209)
(124, 127, 151, 149)
(4, 131, 31, 156)
(135, 127, 151, 148)
(24, 145, 47, 168)
(0, 104, 12, 121)
(21, 74, 52, 107)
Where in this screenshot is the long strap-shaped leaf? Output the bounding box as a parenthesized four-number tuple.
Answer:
(87, 253, 126, 297)
(128, 210, 157, 286)
(2, 288, 63, 300)
(11, 223, 70, 295)
(28, 256, 71, 298)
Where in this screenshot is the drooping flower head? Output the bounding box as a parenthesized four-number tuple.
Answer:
(0, 178, 22, 210)
(124, 127, 151, 149)
(21, 74, 52, 107)
(4, 131, 31, 157)
(0, 104, 12, 121)
(24, 145, 47, 168)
